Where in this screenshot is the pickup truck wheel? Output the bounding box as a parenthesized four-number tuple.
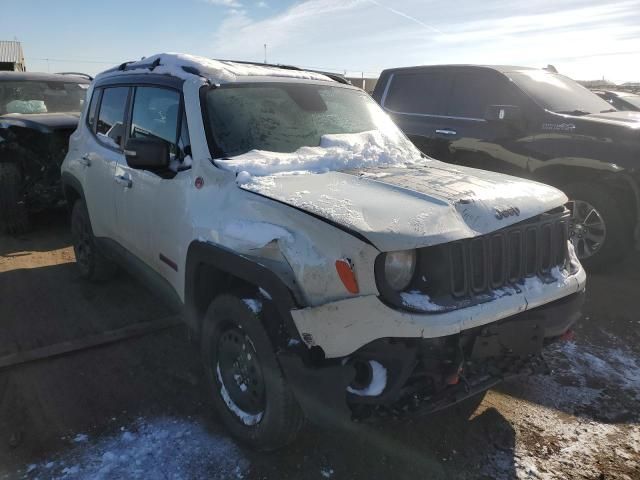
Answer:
(201, 294, 304, 451)
(70, 199, 117, 281)
(0, 163, 29, 234)
(564, 182, 630, 271)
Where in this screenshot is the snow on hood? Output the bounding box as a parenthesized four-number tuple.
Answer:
(95, 52, 333, 85)
(217, 131, 567, 251)
(217, 130, 423, 177)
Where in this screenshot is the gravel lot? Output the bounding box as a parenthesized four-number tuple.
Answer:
(1, 211, 639, 479)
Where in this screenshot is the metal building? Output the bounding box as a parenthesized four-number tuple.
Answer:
(0, 41, 26, 72)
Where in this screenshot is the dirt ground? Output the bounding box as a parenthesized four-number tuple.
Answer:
(0, 210, 639, 480)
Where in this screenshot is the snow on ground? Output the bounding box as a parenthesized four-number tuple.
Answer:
(482, 338, 640, 479)
(15, 417, 247, 480)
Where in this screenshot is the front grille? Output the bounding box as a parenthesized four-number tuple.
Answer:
(413, 208, 569, 303)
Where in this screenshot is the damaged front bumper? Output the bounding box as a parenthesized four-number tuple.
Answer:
(279, 288, 584, 425)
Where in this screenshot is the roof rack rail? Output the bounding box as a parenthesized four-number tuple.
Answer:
(55, 72, 94, 81)
(215, 59, 351, 85)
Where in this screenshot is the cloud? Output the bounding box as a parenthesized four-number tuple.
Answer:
(208, 0, 640, 81)
(205, 0, 243, 8)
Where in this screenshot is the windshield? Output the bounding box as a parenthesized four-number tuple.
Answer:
(621, 94, 640, 109)
(0, 80, 88, 115)
(204, 82, 406, 157)
(509, 70, 614, 115)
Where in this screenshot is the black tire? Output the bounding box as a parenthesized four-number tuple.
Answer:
(201, 294, 304, 451)
(563, 182, 630, 271)
(70, 199, 117, 281)
(0, 163, 29, 234)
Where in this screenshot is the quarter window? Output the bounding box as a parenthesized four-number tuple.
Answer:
(130, 87, 180, 156)
(96, 87, 129, 149)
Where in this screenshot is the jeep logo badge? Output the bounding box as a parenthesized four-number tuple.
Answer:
(494, 206, 520, 219)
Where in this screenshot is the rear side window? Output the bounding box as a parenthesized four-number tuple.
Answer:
(130, 86, 181, 156)
(445, 71, 520, 119)
(383, 72, 447, 115)
(96, 87, 129, 149)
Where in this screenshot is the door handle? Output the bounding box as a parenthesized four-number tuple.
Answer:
(435, 129, 457, 136)
(79, 154, 91, 167)
(114, 175, 133, 188)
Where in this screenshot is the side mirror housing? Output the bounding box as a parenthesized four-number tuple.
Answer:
(124, 137, 170, 170)
(485, 104, 522, 123)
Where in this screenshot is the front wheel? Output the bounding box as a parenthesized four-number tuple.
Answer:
(201, 294, 304, 450)
(563, 182, 631, 271)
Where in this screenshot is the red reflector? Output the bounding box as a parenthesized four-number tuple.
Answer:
(446, 373, 460, 385)
(335, 259, 359, 294)
(560, 329, 575, 342)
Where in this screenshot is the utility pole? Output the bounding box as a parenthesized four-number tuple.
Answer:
(264, 44, 267, 64)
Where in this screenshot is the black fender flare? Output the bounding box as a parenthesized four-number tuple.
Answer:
(184, 240, 301, 341)
(60, 171, 85, 206)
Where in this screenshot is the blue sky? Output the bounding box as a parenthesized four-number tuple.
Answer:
(2, 0, 640, 82)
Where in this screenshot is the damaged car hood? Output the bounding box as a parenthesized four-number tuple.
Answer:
(0, 113, 80, 133)
(239, 160, 567, 251)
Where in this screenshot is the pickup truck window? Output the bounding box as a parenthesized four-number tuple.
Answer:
(96, 87, 129, 150)
(446, 71, 520, 119)
(205, 83, 402, 157)
(509, 70, 614, 115)
(384, 72, 446, 115)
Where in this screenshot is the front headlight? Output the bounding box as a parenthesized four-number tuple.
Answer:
(383, 250, 417, 291)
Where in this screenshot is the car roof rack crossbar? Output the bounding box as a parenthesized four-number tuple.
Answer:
(55, 72, 94, 81)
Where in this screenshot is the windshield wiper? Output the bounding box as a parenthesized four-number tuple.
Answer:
(556, 109, 590, 116)
(600, 108, 617, 113)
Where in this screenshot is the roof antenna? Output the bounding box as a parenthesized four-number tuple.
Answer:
(264, 44, 267, 64)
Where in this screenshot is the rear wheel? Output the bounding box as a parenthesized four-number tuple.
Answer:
(201, 294, 304, 450)
(70, 199, 117, 281)
(0, 163, 29, 234)
(563, 182, 630, 271)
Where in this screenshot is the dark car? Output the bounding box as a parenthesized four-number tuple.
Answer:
(593, 89, 640, 112)
(0, 71, 90, 233)
(373, 65, 640, 270)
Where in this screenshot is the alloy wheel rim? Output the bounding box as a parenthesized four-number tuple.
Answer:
(217, 327, 266, 415)
(567, 199, 606, 259)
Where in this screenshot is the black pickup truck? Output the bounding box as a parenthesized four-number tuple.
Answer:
(373, 65, 640, 270)
(0, 72, 90, 233)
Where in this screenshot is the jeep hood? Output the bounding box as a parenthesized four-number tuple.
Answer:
(238, 161, 567, 251)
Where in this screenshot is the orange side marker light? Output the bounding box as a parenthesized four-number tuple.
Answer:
(335, 258, 359, 294)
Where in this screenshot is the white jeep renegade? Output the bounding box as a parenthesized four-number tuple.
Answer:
(62, 53, 586, 450)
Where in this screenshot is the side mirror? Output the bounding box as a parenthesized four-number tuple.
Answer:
(485, 104, 522, 123)
(124, 137, 170, 170)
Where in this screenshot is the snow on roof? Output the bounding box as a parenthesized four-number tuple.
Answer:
(96, 52, 334, 85)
